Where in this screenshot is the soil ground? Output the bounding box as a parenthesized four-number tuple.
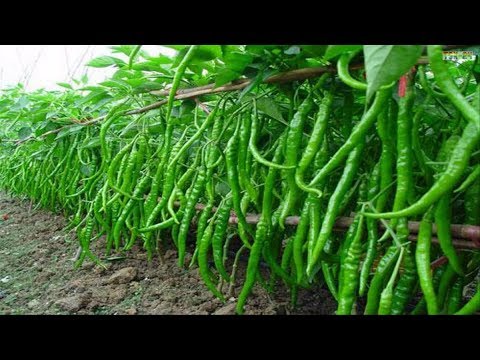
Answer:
(0, 192, 336, 315)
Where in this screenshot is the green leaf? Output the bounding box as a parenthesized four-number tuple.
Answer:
(215, 69, 241, 87)
(75, 90, 110, 107)
(86, 56, 126, 68)
(221, 45, 243, 58)
(147, 55, 173, 65)
(18, 127, 32, 139)
(56, 125, 84, 139)
(324, 45, 362, 60)
(131, 81, 165, 93)
(215, 181, 230, 197)
(99, 79, 131, 90)
(11, 96, 29, 111)
(164, 45, 186, 51)
(35, 120, 57, 136)
(214, 51, 253, 86)
(225, 51, 253, 71)
(364, 45, 423, 102)
(301, 45, 327, 58)
(256, 97, 284, 122)
(192, 45, 222, 63)
(80, 164, 94, 176)
(245, 45, 275, 55)
(284, 46, 301, 55)
(57, 82, 73, 90)
(78, 86, 105, 92)
(110, 45, 147, 59)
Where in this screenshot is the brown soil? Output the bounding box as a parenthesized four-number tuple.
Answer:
(0, 192, 336, 315)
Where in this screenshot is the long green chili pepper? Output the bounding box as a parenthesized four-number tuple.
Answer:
(238, 110, 259, 207)
(165, 45, 198, 122)
(292, 194, 314, 284)
(364, 245, 399, 315)
(390, 70, 415, 231)
(455, 289, 480, 315)
(411, 264, 446, 315)
(455, 165, 480, 193)
(359, 163, 380, 296)
(295, 88, 333, 197)
(198, 216, 225, 302)
(307, 141, 365, 276)
(226, 118, 253, 248)
(378, 246, 404, 315)
(337, 51, 368, 91)
(337, 206, 366, 315)
(278, 95, 314, 229)
(436, 264, 459, 312)
(177, 165, 208, 267)
(446, 277, 464, 314)
(416, 208, 438, 315)
(390, 241, 417, 315)
(309, 89, 391, 187)
(211, 198, 233, 282)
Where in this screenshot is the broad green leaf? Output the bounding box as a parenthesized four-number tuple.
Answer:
(111, 45, 137, 56)
(89, 97, 115, 113)
(215, 69, 241, 87)
(284, 46, 301, 55)
(187, 64, 205, 77)
(193, 45, 222, 62)
(99, 79, 131, 90)
(78, 86, 105, 92)
(30, 110, 48, 123)
(11, 96, 29, 111)
(301, 45, 327, 58)
(221, 45, 243, 58)
(131, 81, 165, 93)
(146, 55, 173, 64)
(87, 56, 126, 68)
(256, 97, 284, 122)
(57, 82, 73, 90)
(224, 51, 253, 71)
(75, 90, 110, 107)
(324, 45, 362, 60)
(112, 69, 137, 80)
(18, 127, 32, 139)
(214, 52, 252, 86)
(364, 45, 423, 102)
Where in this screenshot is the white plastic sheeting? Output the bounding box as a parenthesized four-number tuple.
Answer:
(0, 45, 175, 91)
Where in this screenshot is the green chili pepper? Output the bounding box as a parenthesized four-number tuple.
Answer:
(416, 208, 439, 315)
(307, 141, 365, 276)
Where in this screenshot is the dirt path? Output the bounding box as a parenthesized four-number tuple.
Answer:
(0, 192, 336, 315)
